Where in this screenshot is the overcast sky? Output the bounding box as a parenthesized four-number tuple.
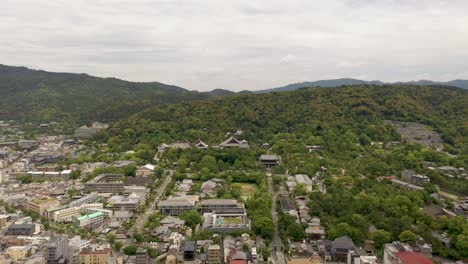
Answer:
(1, 0, 468, 91)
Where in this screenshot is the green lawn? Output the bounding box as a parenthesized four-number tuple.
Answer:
(240, 183, 258, 200)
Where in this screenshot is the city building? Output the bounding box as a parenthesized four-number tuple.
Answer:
(25, 197, 61, 216)
(74, 212, 105, 229)
(47, 236, 69, 264)
(5, 224, 36, 236)
(69, 192, 99, 207)
(207, 244, 221, 264)
(78, 246, 111, 264)
(106, 195, 140, 212)
(159, 199, 196, 216)
(202, 210, 251, 233)
(200, 199, 245, 214)
(183, 240, 196, 261)
(331, 236, 356, 262)
(84, 174, 125, 193)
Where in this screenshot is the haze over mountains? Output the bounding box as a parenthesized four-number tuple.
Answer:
(256, 78, 468, 93)
(1, 64, 467, 124)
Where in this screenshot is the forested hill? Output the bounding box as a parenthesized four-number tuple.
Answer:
(101, 84, 468, 156)
(257, 78, 468, 93)
(0, 64, 213, 125)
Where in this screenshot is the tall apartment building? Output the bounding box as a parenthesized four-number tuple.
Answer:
(47, 236, 69, 264)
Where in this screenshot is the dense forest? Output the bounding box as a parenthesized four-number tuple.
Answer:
(92, 85, 468, 194)
(100, 84, 467, 155)
(0, 64, 217, 126)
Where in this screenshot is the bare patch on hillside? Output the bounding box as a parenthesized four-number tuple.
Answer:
(385, 120, 444, 151)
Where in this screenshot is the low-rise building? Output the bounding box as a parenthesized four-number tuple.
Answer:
(74, 212, 105, 229)
(200, 199, 245, 214)
(25, 198, 60, 216)
(207, 244, 221, 264)
(159, 199, 196, 216)
(78, 246, 111, 264)
(383, 241, 433, 264)
(69, 192, 99, 207)
(219, 136, 250, 149)
(202, 210, 250, 233)
(84, 174, 124, 193)
(106, 195, 140, 212)
(6, 246, 31, 261)
(259, 154, 280, 167)
(5, 224, 35, 236)
(136, 164, 155, 177)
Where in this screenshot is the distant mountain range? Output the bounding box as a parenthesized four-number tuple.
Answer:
(0, 64, 224, 125)
(1, 64, 467, 125)
(256, 78, 468, 93)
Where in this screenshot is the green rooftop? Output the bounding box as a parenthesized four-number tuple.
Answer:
(77, 211, 104, 221)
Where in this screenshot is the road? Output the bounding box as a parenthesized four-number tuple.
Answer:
(266, 171, 286, 264)
(132, 170, 173, 233)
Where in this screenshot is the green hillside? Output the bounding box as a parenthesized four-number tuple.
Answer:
(96, 85, 467, 195)
(102, 85, 467, 154)
(0, 64, 211, 125)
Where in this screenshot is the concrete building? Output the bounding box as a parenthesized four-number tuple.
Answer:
(26, 198, 61, 216)
(84, 174, 125, 193)
(69, 192, 98, 207)
(5, 224, 35, 236)
(47, 236, 69, 264)
(159, 199, 196, 216)
(74, 212, 105, 229)
(183, 240, 196, 261)
(207, 244, 221, 264)
(202, 210, 251, 233)
(78, 246, 111, 264)
(106, 195, 140, 212)
(200, 199, 245, 214)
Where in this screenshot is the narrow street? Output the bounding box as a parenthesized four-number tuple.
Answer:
(132, 170, 173, 234)
(266, 171, 286, 264)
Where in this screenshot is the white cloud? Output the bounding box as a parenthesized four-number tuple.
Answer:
(0, 0, 467, 91)
(280, 54, 296, 64)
